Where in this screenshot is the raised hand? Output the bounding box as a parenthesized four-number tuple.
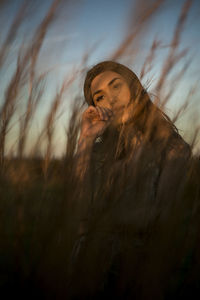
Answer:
(80, 105, 113, 142)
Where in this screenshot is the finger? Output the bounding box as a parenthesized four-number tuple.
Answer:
(96, 106, 105, 121)
(83, 106, 94, 116)
(85, 106, 99, 119)
(87, 106, 97, 114)
(104, 107, 113, 114)
(99, 106, 109, 120)
(101, 107, 110, 121)
(101, 107, 113, 119)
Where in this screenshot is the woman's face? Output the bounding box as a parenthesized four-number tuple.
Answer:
(90, 71, 131, 123)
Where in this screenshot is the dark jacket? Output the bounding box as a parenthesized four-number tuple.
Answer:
(68, 120, 191, 299)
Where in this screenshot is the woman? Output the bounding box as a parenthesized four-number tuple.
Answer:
(76, 60, 190, 176)
(69, 61, 191, 298)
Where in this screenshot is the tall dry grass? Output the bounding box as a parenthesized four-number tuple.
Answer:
(0, 0, 200, 299)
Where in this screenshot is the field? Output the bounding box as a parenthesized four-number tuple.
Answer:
(0, 0, 200, 298)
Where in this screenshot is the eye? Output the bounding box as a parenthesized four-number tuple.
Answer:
(113, 83, 122, 90)
(96, 95, 104, 102)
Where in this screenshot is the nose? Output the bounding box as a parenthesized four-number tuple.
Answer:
(110, 96, 117, 106)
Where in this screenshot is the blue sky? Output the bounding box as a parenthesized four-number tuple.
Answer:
(1, 0, 200, 155)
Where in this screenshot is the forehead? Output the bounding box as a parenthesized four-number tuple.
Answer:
(91, 71, 124, 94)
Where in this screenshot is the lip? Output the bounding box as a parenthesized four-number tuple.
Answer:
(112, 104, 125, 114)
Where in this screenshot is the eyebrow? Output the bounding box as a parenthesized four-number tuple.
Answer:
(92, 77, 121, 98)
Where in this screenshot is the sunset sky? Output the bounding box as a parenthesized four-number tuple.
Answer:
(0, 0, 200, 156)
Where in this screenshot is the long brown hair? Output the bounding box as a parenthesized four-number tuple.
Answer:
(84, 61, 178, 144)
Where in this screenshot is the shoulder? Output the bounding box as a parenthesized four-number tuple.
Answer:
(166, 132, 191, 160)
(151, 113, 191, 160)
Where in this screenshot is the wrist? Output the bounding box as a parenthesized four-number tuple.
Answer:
(78, 134, 94, 149)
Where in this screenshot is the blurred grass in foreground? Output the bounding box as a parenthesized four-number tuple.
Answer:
(0, 0, 200, 299)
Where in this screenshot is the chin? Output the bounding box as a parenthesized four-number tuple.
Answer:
(110, 116, 123, 128)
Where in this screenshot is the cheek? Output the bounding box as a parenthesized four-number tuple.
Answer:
(120, 88, 131, 104)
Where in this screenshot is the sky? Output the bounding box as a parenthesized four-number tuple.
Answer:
(0, 0, 200, 156)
